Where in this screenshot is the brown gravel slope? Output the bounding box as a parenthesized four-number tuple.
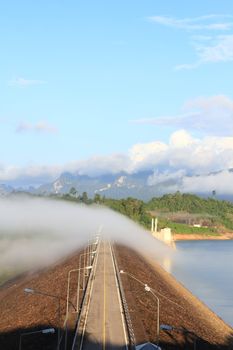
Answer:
(1, 243, 233, 350)
(0, 250, 84, 350)
(115, 244, 233, 350)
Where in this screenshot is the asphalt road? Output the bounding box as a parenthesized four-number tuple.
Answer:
(80, 241, 128, 350)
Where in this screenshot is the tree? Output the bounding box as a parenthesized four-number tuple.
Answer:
(81, 191, 88, 204)
(69, 187, 77, 197)
(94, 193, 101, 204)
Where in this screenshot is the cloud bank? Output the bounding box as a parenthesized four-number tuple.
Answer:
(148, 169, 233, 196)
(1, 128, 233, 192)
(0, 197, 170, 273)
(1, 95, 233, 194)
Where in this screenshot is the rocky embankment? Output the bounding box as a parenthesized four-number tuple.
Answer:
(115, 245, 233, 350)
(0, 244, 232, 350)
(0, 251, 83, 350)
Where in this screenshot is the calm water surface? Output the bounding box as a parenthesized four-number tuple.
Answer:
(166, 240, 233, 327)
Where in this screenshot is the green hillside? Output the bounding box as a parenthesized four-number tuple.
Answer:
(103, 192, 233, 234)
(146, 192, 233, 231)
(59, 191, 233, 235)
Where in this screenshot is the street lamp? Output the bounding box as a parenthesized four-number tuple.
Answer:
(85, 234, 99, 268)
(65, 266, 92, 350)
(120, 270, 160, 345)
(160, 324, 198, 350)
(19, 328, 55, 350)
(24, 288, 61, 350)
(79, 250, 96, 290)
(66, 265, 93, 320)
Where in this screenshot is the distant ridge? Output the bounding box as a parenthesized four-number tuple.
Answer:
(1, 168, 233, 202)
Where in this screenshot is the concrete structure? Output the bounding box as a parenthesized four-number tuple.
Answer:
(151, 218, 175, 248)
(151, 218, 158, 233)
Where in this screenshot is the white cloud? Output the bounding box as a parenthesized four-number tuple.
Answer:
(8, 77, 46, 87)
(148, 14, 233, 31)
(74, 154, 130, 177)
(176, 34, 233, 69)
(169, 129, 197, 148)
(131, 95, 233, 136)
(181, 170, 233, 195)
(128, 141, 168, 172)
(148, 14, 233, 69)
(196, 34, 233, 63)
(0, 164, 62, 183)
(147, 169, 186, 186)
(147, 169, 233, 195)
(16, 121, 58, 134)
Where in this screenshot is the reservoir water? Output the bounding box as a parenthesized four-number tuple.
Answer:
(167, 240, 233, 327)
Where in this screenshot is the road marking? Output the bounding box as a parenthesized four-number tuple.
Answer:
(103, 242, 106, 350)
(109, 242, 129, 350)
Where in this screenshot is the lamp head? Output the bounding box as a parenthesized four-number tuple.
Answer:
(42, 328, 55, 334)
(24, 288, 34, 294)
(144, 284, 151, 292)
(160, 324, 173, 331)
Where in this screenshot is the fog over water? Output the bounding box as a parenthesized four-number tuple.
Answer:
(0, 196, 171, 272)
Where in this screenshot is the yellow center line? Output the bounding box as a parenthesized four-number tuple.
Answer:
(103, 242, 106, 350)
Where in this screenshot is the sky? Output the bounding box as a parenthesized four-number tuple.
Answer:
(1, 0, 233, 185)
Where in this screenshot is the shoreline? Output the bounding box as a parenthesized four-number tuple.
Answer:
(173, 232, 233, 241)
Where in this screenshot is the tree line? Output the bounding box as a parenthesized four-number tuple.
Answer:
(59, 189, 233, 232)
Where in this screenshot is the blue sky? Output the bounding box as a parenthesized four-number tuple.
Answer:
(1, 0, 233, 185)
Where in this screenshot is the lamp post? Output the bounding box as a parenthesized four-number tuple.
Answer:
(79, 250, 96, 290)
(85, 234, 98, 269)
(160, 324, 197, 350)
(24, 288, 61, 350)
(65, 266, 92, 350)
(19, 328, 55, 350)
(120, 270, 160, 345)
(66, 266, 93, 320)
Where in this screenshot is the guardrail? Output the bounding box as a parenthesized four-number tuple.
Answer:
(111, 244, 136, 350)
(71, 237, 100, 350)
(56, 236, 100, 350)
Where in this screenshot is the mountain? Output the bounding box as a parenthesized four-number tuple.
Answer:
(34, 169, 233, 201)
(35, 171, 158, 200)
(1, 168, 233, 201)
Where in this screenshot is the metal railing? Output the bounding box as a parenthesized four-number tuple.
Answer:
(60, 234, 100, 350)
(71, 235, 101, 350)
(110, 244, 136, 349)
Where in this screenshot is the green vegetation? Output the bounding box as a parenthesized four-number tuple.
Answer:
(147, 192, 233, 231)
(102, 197, 151, 228)
(58, 190, 233, 235)
(157, 218, 218, 235)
